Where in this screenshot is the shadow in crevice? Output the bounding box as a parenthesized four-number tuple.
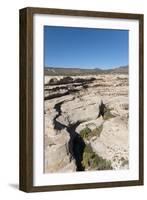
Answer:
(53, 102, 85, 171)
(54, 102, 66, 130)
(98, 100, 107, 118)
(46, 77, 96, 86)
(44, 91, 70, 100)
(67, 122, 85, 171)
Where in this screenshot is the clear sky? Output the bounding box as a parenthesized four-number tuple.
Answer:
(44, 26, 128, 69)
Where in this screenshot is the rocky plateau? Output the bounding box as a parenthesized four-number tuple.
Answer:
(44, 74, 129, 173)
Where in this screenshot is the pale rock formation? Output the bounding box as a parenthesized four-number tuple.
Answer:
(44, 74, 129, 172)
(59, 93, 102, 124)
(45, 128, 76, 173)
(76, 117, 104, 133)
(91, 117, 129, 169)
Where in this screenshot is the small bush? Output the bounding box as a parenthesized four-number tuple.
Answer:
(80, 125, 103, 140)
(80, 127, 91, 139)
(103, 109, 115, 120)
(82, 145, 112, 170)
(92, 125, 103, 138)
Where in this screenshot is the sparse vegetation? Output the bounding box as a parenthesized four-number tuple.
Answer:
(80, 127, 91, 139)
(103, 108, 115, 120)
(80, 125, 103, 140)
(92, 125, 103, 137)
(79, 126, 112, 170)
(82, 144, 112, 170)
(44, 69, 129, 173)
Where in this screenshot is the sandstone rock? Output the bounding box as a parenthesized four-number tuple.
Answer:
(59, 93, 102, 124)
(91, 116, 129, 169)
(76, 117, 104, 133)
(44, 74, 129, 172)
(106, 96, 129, 117)
(48, 77, 58, 85)
(45, 128, 76, 173)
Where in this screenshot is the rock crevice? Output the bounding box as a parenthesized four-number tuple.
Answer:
(44, 75, 129, 173)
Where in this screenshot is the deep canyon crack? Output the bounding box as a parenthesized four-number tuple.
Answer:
(53, 100, 85, 171)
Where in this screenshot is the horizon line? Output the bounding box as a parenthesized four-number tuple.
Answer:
(44, 65, 129, 70)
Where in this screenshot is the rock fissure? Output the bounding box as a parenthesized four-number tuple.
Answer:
(54, 101, 86, 171)
(44, 75, 129, 172)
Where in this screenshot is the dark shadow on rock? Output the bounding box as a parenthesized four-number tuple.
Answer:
(53, 102, 85, 171)
(44, 91, 70, 100)
(54, 101, 66, 130)
(67, 122, 85, 171)
(98, 100, 107, 118)
(72, 133, 85, 171)
(46, 76, 96, 86)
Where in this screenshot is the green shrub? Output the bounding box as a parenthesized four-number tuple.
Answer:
(92, 125, 103, 138)
(80, 125, 103, 140)
(80, 127, 91, 139)
(103, 108, 115, 120)
(82, 145, 112, 170)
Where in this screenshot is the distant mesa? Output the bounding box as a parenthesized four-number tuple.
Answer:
(44, 65, 128, 76)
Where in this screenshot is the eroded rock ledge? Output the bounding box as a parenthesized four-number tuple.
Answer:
(44, 75, 129, 173)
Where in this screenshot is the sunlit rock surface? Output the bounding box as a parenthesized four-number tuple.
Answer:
(44, 74, 129, 173)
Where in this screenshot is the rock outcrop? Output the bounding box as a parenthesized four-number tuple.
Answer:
(90, 116, 129, 170)
(45, 128, 76, 173)
(44, 74, 129, 173)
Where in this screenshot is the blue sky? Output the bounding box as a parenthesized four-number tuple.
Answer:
(44, 26, 128, 69)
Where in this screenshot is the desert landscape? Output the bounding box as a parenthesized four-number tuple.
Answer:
(44, 66, 129, 173)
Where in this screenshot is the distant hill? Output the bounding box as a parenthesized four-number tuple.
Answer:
(108, 66, 128, 74)
(44, 66, 128, 76)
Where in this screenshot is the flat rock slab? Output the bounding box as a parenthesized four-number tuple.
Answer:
(91, 116, 129, 169)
